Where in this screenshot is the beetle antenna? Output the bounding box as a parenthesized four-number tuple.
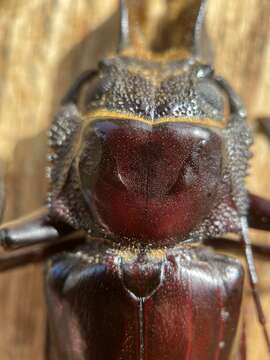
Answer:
(241, 216, 270, 352)
(193, 0, 213, 64)
(118, 0, 145, 53)
(118, 0, 130, 52)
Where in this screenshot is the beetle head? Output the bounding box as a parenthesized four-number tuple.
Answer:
(47, 0, 252, 247)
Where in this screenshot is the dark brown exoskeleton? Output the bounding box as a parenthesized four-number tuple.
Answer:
(1, 0, 270, 359)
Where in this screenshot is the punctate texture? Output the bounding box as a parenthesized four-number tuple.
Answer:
(79, 120, 223, 245)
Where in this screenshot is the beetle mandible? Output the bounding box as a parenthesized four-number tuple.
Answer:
(1, 0, 270, 359)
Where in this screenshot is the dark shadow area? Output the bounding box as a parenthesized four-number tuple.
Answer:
(50, 11, 119, 115)
(4, 10, 119, 220)
(5, 131, 48, 220)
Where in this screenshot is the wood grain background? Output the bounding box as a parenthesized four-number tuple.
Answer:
(0, 0, 270, 359)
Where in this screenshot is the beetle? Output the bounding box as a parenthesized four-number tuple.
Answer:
(1, 0, 270, 359)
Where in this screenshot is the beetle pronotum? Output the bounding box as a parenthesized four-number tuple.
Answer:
(1, 0, 270, 359)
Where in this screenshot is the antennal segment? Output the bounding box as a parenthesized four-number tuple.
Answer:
(118, 0, 130, 53)
(193, 0, 213, 64)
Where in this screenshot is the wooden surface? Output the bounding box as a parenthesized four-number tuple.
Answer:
(0, 0, 270, 359)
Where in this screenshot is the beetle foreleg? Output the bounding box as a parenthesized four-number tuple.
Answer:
(0, 231, 84, 272)
(206, 236, 270, 259)
(0, 207, 75, 250)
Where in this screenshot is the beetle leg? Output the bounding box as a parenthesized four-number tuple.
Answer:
(0, 231, 84, 272)
(214, 78, 270, 345)
(0, 67, 94, 251)
(241, 217, 270, 352)
(206, 237, 270, 259)
(0, 207, 76, 250)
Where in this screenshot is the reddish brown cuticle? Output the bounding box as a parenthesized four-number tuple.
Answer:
(80, 119, 223, 246)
